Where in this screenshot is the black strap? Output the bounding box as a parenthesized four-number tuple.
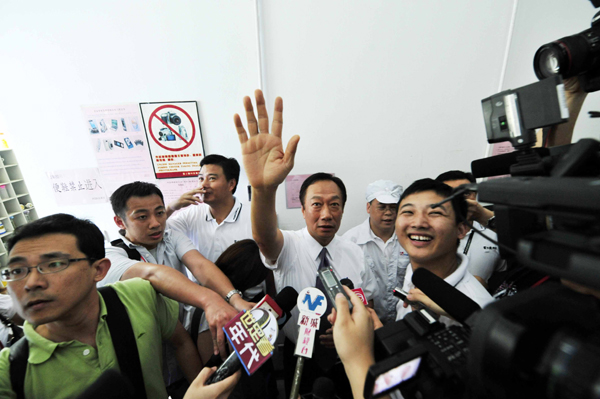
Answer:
(8, 336, 28, 399)
(0, 312, 23, 347)
(99, 286, 147, 399)
(111, 238, 142, 261)
(190, 307, 204, 349)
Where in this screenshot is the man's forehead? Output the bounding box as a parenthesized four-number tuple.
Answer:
(126, 195, 165, 212)
(9, 233, 78, 259)
(199, 164, 224, 176)
(306, 180, 342, 198)
(400, 191, 446, 208)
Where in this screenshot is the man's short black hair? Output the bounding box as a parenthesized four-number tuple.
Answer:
(400, 178, 467, 224)
(200, 154, 241, 194)
(299, 173, 347, 208)
(110, 181, 164, 219)
(435, 170, 476, 184)
(7, 213, 105, 260)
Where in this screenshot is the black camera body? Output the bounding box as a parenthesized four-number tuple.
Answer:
(534, 10, 600, 93)
(368, 309, 471, 399)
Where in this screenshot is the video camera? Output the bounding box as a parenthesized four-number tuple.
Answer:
(365, 7, 600, 397)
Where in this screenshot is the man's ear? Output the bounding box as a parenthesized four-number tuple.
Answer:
(301, 205, 306, 220)
(114, 215, 126, 230)
(93, 258, 111, 282)
(457, 221, 469, 240)
(366, 202, 371, 214)
(228, 179, 236, 193)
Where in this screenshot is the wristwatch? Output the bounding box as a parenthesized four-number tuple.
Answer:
(486, 216, 496, 230)
(225, 289, 243, 303)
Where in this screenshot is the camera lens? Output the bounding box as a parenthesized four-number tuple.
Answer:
(534, 43, 569, 80)
(169, 113, 182, 125)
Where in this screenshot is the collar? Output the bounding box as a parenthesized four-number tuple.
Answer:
(355, 217, 397, 245)
(301, 227, 340, 263)
(205, 197, 243, 223)
(406, 253, 469, 288)
(119, 229, 172, 248)
(24, 294, 107, 364)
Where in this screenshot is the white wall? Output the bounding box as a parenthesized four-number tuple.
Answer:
(0, 1, 260, 238)
(0, 0, 597, 238)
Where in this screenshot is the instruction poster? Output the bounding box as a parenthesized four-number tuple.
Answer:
(139, 101, 205, 179)
(82, 103, 154, 195)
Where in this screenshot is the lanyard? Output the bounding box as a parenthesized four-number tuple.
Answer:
(463, 230, 475, 255)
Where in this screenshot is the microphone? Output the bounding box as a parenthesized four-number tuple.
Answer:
(340, 278, 354, 290)
(273, 286, 299, 329)
(411, 267, 481, 325)
(311, 377, 336, 399)
(207, 289, 296, 384)
(76, 369, 134, 399)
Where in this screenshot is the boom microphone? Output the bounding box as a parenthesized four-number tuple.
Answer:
(412, 268, 481, 325)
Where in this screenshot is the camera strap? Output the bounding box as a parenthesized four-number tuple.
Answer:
(9, 286, 147, 399)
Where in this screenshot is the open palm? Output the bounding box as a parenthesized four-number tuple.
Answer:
(234, 90, 300, 189)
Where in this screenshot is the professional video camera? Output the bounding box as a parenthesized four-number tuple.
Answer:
(534, 10, 600, 93)
(365, 8, 600, 397)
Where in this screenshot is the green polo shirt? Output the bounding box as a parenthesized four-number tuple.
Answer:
(0, 278, 178, 399)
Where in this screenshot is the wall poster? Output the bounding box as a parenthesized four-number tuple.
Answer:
(139, 101, 205, 179)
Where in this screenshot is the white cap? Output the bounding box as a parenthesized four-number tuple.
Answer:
(365, 180, 403, 204)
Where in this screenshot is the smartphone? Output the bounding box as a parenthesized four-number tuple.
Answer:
(121, 118, 127, 131)
(393, 287, 425, 310)
(114, 140, 124, 148)
(124, 137, 133, 149)
(318, 267, 352, 311)
(88, 120, 99, 134)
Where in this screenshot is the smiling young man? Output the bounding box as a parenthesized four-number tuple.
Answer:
(234, 90, 375, 397)
(100, 181, 252, 395)
(343, 180, 410, 325)
(394, 179, 493, 324)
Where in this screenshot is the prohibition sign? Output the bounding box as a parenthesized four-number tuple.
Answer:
(148, 104, 196, 151)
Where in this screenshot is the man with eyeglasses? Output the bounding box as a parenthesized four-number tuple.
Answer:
(0, 214, 246, 398)
(342, 180, 410, 325)
(435, 171, 506, 289)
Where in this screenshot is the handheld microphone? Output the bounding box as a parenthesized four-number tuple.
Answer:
(411, 268, 481, 325)
(207, 289, 296, 385)
(273, 286, 299, 329)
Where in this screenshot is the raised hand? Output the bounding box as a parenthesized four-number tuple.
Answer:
(234, 89, 300, 190)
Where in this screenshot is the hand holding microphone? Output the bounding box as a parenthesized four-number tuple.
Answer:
(330, 286, 376, 399)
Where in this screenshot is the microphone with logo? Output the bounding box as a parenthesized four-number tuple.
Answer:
(206, 287, 298, 384)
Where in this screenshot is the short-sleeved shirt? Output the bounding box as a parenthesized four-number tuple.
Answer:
(458, 222, 506, 282)
(167, 197, 252, 263)
(343, 218, 411, 324)
(262, 228, 376, 344)
(0, 278, 178, 399)
(395, 254, 493, 326)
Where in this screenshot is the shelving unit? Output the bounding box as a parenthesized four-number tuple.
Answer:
(0, 149, 38, 267)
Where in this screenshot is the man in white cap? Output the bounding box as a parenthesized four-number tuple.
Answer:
(343, 180, 410, 324)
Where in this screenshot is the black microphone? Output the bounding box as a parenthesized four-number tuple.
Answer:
(274, 286, 299, 329)
(411, 268, 481, 325)
(340, 278, 354, 290)
(76, 369, 134, 399)
(312, 377, 336, 399)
